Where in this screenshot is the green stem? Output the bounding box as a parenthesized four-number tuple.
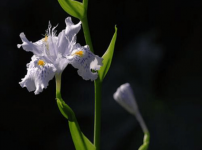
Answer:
(55, 73, 62, 99)
(81, 2, 102, 149)
(135, 111, 148, 134)
(94, 78, 102, 150)
(81, 16, 94, 53)
(135, 110, 150, 150)
(83, 0, 88, 10)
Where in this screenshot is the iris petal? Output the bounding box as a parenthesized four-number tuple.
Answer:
(17, 33, 43, 56)
(66, 45, 103, 81)
(19, 55, 56, 95)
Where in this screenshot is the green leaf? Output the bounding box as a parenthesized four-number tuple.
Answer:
(138, 132, 150, 150)
(58, 0, 85, 20)
(98, 26, 117, 82)
(57, 98, 95, 150)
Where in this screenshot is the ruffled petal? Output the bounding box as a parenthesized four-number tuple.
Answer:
(65, 17, 81, 40)
(17, 33, 43, 56)
(66, 45, 103, 81)
(19, 55, 56, 94)
(57, 17, 80, 55)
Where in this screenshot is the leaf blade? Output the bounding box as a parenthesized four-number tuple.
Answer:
(57, 98, 95, 150)
(58, 0, 85, 19)
(98, 26, 117, 81)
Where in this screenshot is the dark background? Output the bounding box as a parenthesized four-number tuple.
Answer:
(1, 0, 202, 149)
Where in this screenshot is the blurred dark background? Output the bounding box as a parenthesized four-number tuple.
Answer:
(1, 0, 202, 149)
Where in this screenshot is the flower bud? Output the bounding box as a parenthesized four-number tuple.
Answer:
(113, 83, 138, 115)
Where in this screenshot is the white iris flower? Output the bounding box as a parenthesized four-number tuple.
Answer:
(18, 17, 102, 94)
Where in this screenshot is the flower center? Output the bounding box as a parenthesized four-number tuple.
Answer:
(38, 60, 45, 66)
(72, 50, 84, 57)
(43, 35, 48, 42)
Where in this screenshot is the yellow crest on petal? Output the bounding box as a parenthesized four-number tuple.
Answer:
(72, 50, 84, 57)
(38, 60, 45, 66)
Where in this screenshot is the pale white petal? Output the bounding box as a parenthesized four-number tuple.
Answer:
(54, 54, 69, 72)
(65, 17, 81, 40)
(57, 17, 81, 55)
(57, 30, 68, 54)
(57, 31, 77, 56)
(47, 36, 57, 59)
(90, 56, 103, 71)
(43, 22, 58, 60)
(17, 33, 43, 56)
(19, 55, 56, 95)
(113, 83, 138, 115)
(66, 45, 103, 81)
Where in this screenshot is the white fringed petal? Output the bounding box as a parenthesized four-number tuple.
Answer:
(113, 83, 138, 115)
(19, 56, 56, 95)
(66, 45, 103, 81)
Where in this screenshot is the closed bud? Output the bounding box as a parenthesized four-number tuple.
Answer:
(113, 83, 138, 115)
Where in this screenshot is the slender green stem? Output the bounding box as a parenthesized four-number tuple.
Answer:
(81, 16, 94, 53)
(55, 73, 62, 99)
(94, 78, 102, 150)
(83, 0, 88, 10)
(135, 110, 150, 150)
(81, 1, 102, 149)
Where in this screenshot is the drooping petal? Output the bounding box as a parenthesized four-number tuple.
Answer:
(66, 45, 103, 81)
(65, 17, 81, 40)
(17, 33, 43, 56)
(19, 55, 56, 94)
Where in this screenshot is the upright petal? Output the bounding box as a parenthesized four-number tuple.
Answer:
(66, 45, 103, 81)
(19, 55, 56, 94)
(57, 30, 68, 54)
(17, 33, 43, 56)
(57, 17, 80, 56)
(65, 17, 81, 40)
(44, 22, 58, 59)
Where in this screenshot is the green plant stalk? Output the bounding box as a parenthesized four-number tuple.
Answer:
(55, 73, 62, 99)
(135, 111, 150, 150)
(94, 78, 102, 150)
(81, 16, 94, 53)
(83, 0, 88, 10)
(81, 3, 102, 149)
